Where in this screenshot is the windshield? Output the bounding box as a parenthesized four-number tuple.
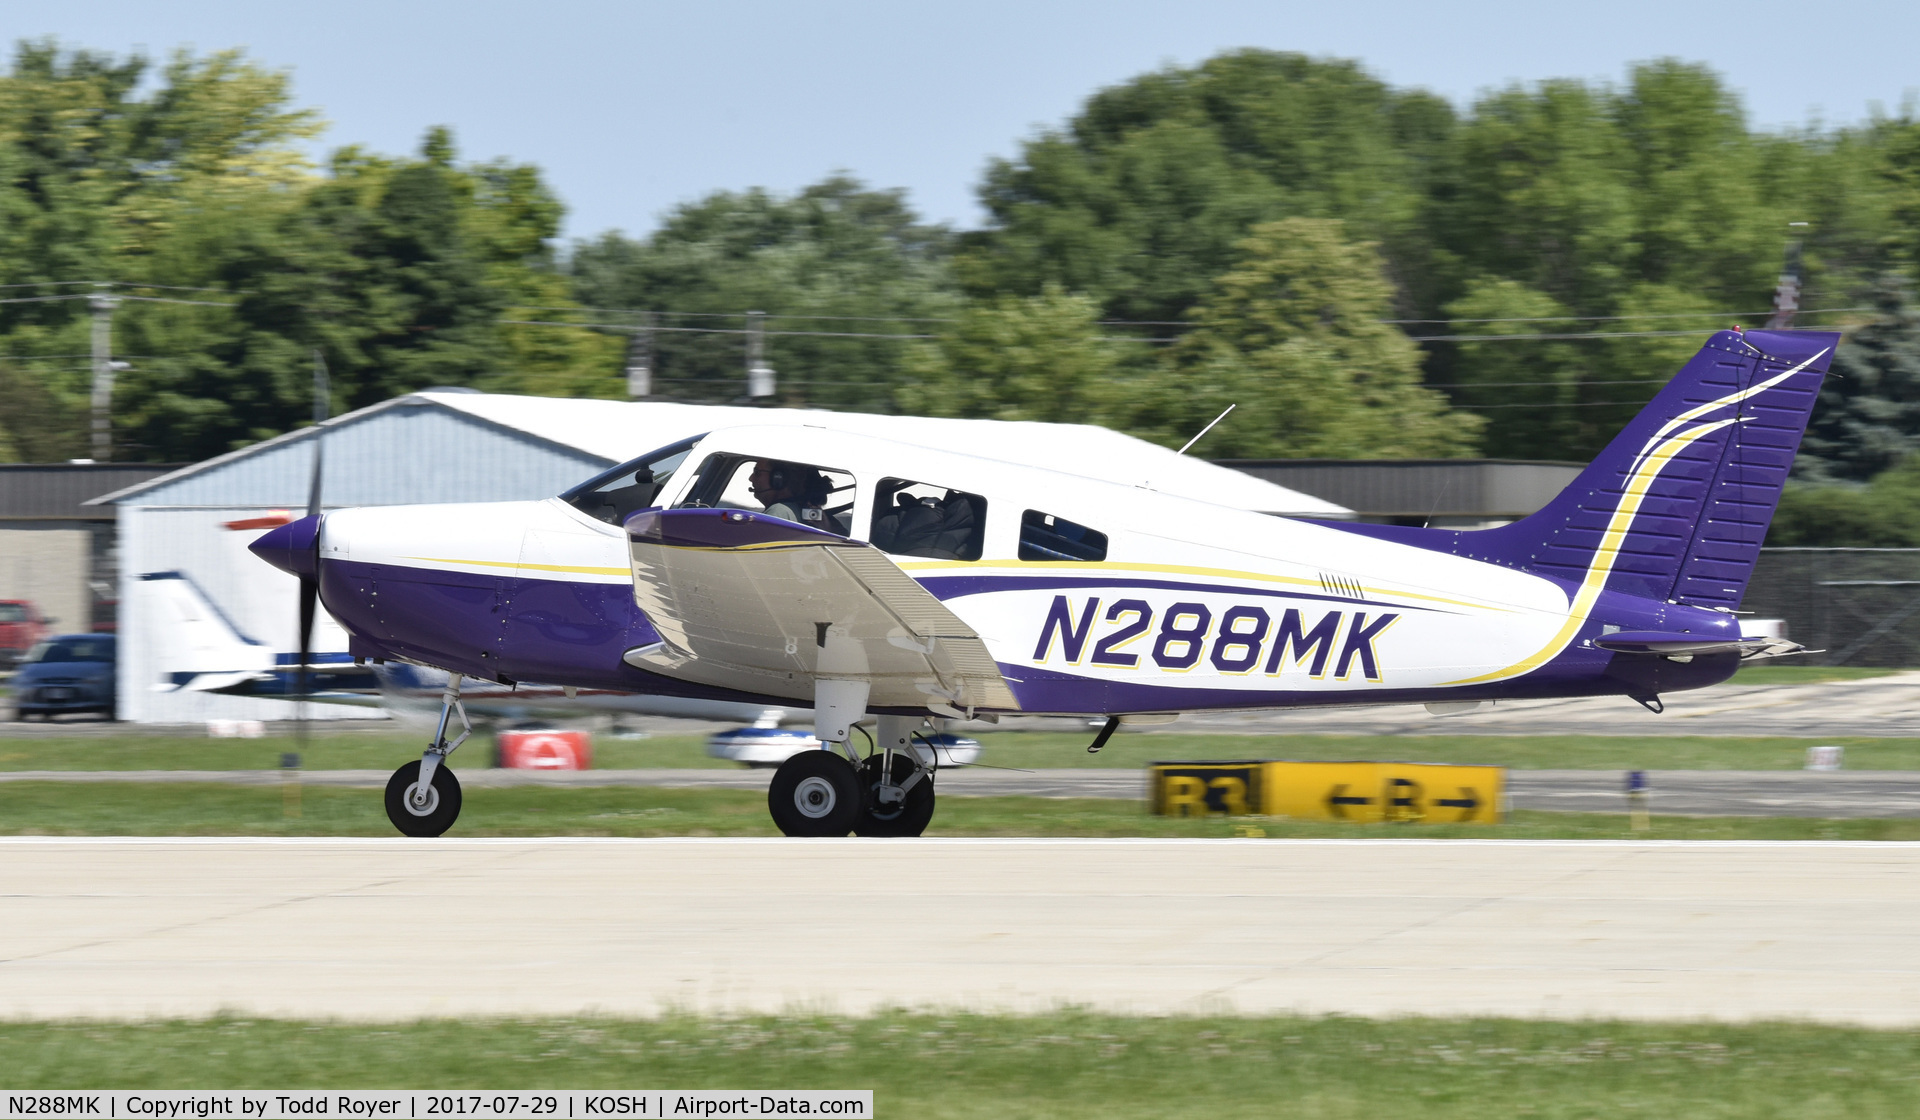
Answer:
(562, 434, 706, 525)
(22, 637, 113, 664)
(0, 604, 26, 622)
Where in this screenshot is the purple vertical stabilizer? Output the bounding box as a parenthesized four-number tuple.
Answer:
(1317, 329, 1838, 610)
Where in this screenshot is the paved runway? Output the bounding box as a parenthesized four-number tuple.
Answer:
(7, 766, 1918, 817)
(2, 838, 1915, 1024)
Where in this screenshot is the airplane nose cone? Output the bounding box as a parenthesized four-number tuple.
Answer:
(250, 514, 321, 577)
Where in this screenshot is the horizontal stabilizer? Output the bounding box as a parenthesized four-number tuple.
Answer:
(1592, 630, 1801, 657)
(621, 508, 1019, 714)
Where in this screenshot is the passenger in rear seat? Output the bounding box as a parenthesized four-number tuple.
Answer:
(872, 490, 978, 560)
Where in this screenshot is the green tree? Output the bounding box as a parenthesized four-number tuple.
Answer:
(1768, 451, 1920, 546)
(895, 286, 1120, 422)
(568, 176, 955, 410)
(1113, 218, 1479, 458)
(1795, 279, 1920, 482)
(960, 50, 1455, 325)
(0, 41, 323, 459)
(1440, 279, 1583, 459)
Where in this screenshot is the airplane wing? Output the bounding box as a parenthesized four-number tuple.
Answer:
(621, 508, 1020, 717)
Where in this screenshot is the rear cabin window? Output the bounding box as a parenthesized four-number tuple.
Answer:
(1020, 510, 1108, 562)
(676, 454, 857, 535)
(870, 479, 986, 561)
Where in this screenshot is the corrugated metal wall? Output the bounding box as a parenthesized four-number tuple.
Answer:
(127, 401, 611, 509)
(116, 404, 617, 723)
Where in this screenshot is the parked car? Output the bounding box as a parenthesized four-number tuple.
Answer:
(707, 725, 981, 768)
(11, 633, 116, 720)
(0, 600, 53, 669)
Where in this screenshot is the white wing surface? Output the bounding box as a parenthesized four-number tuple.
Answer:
(621, 508, 1019, 715)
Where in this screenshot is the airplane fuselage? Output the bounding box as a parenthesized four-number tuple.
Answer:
(300, 422, 1742, 717)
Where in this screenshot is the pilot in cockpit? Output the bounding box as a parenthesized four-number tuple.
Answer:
(749, 460, 832, 527)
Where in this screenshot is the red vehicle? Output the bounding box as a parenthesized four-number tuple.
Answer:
(0, 600, 52, 668)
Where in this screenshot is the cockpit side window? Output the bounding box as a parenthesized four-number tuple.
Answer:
(871, 478, 986, 561)
(1020, 510, 1108, 562)
(675, 453, 857, 535)
(562, 435, 706, 526)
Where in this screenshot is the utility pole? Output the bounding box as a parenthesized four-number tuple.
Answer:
(1767, 223, 1810, 330)
(88, 285, 122, 462)
(745, 310, 775, 399)
(626, 311, 655, 399)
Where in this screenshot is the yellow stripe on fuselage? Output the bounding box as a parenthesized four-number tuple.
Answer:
(893, 559, 1516, 614)
(400, 556, 631, 577)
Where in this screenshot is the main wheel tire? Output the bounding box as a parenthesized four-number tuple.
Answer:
(768, 749, 862, 837)
(384, 760, 463, 837)
(853, 753, 935, 837)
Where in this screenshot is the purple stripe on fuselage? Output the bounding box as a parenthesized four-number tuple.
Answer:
(999, 648, 1739, 714)
(320, 558, 790, 706)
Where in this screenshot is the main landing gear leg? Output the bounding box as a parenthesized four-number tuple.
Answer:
(854, 713, 936, 837)
(768, 678, 868, 837)
(384, 673, 470, 837)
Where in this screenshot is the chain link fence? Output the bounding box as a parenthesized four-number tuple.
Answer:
(1745, 549, 1920, 667)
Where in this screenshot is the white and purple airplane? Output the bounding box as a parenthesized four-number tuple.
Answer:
(251, 328, 1833, 838)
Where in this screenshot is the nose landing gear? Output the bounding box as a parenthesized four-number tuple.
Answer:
(384, 673, 471, 837)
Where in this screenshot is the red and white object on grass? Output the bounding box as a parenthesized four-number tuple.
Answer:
(497, 728, 592, 770)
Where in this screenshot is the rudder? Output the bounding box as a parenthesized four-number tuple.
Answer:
(1326, 329, 1838, 610)
(1491, 328, 1837, 608)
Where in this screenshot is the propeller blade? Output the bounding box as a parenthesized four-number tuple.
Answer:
(298, 349, 330, 700)
(306, 350, 329, 520)
(297, 574, 317, 700)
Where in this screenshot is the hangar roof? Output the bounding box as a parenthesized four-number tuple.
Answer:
(90, 392, 1348, 517)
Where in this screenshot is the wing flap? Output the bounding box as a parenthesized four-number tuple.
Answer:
(622, 508, 1019, 713)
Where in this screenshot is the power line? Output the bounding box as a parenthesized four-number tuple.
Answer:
(1459, 398, 1659, 409)
(1413, 328, 1728, 342)
(1389, 306, 1871, 325)
(500, 317, 937, 341)
(0, 292, 237, 308)
(116, 294, 236, 308)
(0, 280, 246, 295)
(504, 303, 959, 324)
(1441, 378, 1662, 388)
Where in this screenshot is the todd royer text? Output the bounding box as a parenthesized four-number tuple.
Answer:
(0, 1093, 871, 1120)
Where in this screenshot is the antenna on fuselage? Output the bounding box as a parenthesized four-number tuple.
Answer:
(1177, 404, 1236, 455)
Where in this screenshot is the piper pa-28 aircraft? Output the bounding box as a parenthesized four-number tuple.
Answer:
(251, 328, 1833, 838)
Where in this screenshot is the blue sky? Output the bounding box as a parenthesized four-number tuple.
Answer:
(6, 0, 1916, 241)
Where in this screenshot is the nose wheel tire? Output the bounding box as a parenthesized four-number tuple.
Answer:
(384, 759, 463, 837)
(768, 750, 862, 837)
(853, 753, 935, 837)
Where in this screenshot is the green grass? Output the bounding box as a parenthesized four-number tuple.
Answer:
(9, 730, 1920, 772)
(1731, 663, 1900, 685)
(2, 782, 1917, 840)
(0, 732, 725, 771)
(974, 731, 1920, 770)
(2, 1013, 1917, 1117)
